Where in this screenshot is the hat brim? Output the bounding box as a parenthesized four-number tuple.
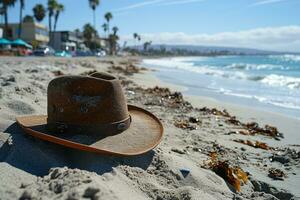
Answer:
(16, 105, 163, 156)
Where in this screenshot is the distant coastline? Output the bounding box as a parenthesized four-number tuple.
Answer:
(125, 44, 300, 57)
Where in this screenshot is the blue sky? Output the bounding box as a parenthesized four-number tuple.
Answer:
(4, 0, 300, 52)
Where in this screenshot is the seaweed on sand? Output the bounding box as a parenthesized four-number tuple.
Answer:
(202, 152, 248, 192)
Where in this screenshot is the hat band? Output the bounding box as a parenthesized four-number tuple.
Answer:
(46, 116, 132, 136)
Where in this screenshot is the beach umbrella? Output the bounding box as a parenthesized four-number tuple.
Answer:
(0, 38, 11, 45)
(11, 39, 32, 49)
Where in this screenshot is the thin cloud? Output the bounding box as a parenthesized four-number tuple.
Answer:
(157, 0, 205, 6)
(120, 26, 300, 52)
(113, 0, 167, 12)
(251, 0, 286, 6)
(113, 0, 204, 12)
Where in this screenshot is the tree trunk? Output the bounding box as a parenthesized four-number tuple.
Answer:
(4, 7, 8, 38)
(93, 9, 95, 29)
(107, 22, 110, 35)
(18, 6, 23, 38)
(54, 15, 58, 32)
(48, 13, 52, 33)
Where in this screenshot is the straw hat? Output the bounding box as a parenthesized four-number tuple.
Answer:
(17, 72, 163, 156)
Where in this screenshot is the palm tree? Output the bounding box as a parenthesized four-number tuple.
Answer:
(133, 33, 139, 49)
(104, 12, 112, 34)
(33, 4, 46, 22)
(143, 41, 152, 52)
(23, 15, 34, 23)
(109, 26, 119, 55)
(18, 0, 24, 37)
(0, 0, 17, 38)
(133, 33, 138, 40)
(53, 3, 64, 31)
(102, 23, 108, 37)
(47, 0, 57, 33)
(88, 0, 99, 28)
(112, 26, 118, 36)
(83, 23, 99, 50)
(109, 33, 119, 55)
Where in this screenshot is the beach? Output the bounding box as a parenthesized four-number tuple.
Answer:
(0, 56, 299, 200)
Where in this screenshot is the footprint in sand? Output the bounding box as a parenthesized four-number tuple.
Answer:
(6, 100, 35, 115)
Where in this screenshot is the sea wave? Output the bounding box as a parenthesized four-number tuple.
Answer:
(143, 58, 300, 90)
(226, 63, 284, 70)
(261, 74, 300, 90)
(269, 54, 300, 63)
(218, 88, 300, 110)
(143, 58, 248, 80)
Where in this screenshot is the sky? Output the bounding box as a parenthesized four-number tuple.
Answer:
(4, 0, 300, 52)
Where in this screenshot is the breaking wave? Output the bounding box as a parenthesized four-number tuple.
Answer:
(269, 54, 300, 63)
(218, 88, 300, 110)
(143, 58, 247, 80)
(225, 63, 284, 70)
(143, 58, 300, 90)
(261, 74, 300, 90)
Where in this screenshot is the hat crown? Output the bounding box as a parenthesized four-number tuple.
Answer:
(47, 72, 129, 134)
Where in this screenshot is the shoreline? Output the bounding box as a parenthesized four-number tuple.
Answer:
(137, 58, 300, 146)
(142, 55, 300, 119)
(0, 56, 299, 199)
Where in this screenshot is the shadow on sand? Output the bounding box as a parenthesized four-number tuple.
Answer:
(0, 123, 154, 176)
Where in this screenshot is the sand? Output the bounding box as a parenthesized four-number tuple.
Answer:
(0, 56, 299, 200)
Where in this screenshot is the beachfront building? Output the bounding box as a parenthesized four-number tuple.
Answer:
(0, 22, 49, 47)
(49, 31, 85, 51)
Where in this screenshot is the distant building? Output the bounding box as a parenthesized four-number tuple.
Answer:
(50, 31, 84, 51)
(94, 36, 109, 49)
(0, 22, 49, 45)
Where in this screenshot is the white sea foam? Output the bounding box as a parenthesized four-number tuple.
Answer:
(269, 54, 300, 63)
(218, 88, 300, 110)
(143, 58, 248, 80)
(226, 63, 284, 70)
(261, 74, 300, 90)
(144, 57, 300, 90)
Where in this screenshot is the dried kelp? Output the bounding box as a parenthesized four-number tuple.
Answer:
(133, 86, 193, 110)
(268, 168, 287, 180)
(233, 139, 272, 150)
(202, 152, 248, 192)
(198, 107, 230, 117)
(198, 107, 283, 139)
(109, 63, 145, 75)
(174, 119, 197, 130)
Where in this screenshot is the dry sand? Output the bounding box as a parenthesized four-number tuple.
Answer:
(0, 56, 299, 200)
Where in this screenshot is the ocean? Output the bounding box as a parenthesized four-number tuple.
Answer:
(143, 55, 300, 118)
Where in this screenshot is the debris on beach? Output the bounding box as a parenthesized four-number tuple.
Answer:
(244, 123, 283, 139)
(233, 139, 272, 150)
(189, 117, 200, 123)
(179, 168, 191, 177)
(198, 107, 230, 117)
(270, 148, 299, 165)
(197, 107, 283, 139)
(109, 63, 145, 75)
(268, 168, 287, 180)
(226, 116, 242, 125)
(131, 86, 193, 110)
(202, 152, 248, 192)
(171, 148, 186, 154)
(174, 119, 197, 130)
(52, 70, 64, 76)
